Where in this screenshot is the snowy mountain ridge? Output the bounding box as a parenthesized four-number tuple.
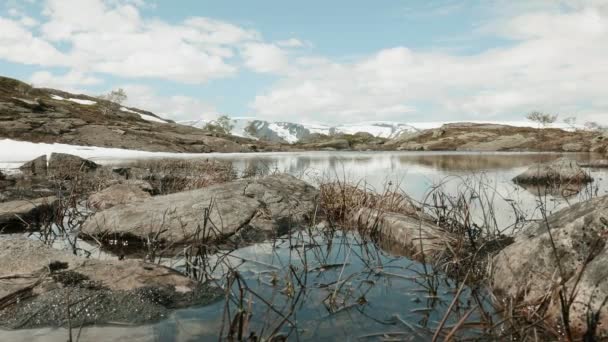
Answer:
(179, 117, 583, 144)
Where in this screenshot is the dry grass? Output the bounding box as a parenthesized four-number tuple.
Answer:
(129, 158, 236, 194)
(319, 180, 419, 225)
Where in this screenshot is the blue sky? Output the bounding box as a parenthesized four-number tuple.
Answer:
(1, 0, 608, 124)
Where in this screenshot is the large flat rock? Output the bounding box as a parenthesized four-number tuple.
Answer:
(81, 174, 318, 245)
(491, 195, 608, 338)
(0, 237, 220, 329)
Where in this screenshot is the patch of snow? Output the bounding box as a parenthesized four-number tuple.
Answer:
(68, 98, 96, 105)
(229, 117, 256, 138)
(120, 107, 167, 123)
(139, 113, 167, 124)
(0, 139, 202, 170)
(269, 123, 299, 143)
(50, 94, 64, 100)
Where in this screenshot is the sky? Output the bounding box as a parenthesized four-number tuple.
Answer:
(1, 0, 608, 125)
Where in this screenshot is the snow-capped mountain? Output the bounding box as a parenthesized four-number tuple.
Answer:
(179, 117, 585, 144)
(179, 118, 422, 143)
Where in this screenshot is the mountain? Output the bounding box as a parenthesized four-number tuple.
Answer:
(0, 76, 266, 153)
(179, 117, 422, 143)
(180, 117, 590, 144)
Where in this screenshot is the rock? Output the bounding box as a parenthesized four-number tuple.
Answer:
(580, 159, 608, 168)
(87, 181, 152, 210)
(19, 155, 47, 176)
(397, 142, 425, 151)
(0, 237, 221, 329)
(0, 196, 58, 232)
(353, 208, 447, 260)
(562, 142, 584, 152)
(310, 138, 350, 150)
(432, 129, 445, 138)
(48, 153, 99, 176)
(512, 158, 592, 185)
(491, 196, 608, 338)
(81, 174, 318, 246)
(19, 153, 100, 179)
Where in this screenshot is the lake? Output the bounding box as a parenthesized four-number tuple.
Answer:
(2, 151, 607, 341)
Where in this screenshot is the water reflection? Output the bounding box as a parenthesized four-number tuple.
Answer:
(3, 151, 608, 341)
(204, 151, 608, 231)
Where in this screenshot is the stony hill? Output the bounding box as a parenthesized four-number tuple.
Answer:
(0, 76, 270, 153)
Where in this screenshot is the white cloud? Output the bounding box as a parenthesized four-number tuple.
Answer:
(30, 70, 102, 91)
(0, 0, 267, 84)
(276, 38, 305, 48)
(252, 4, 608, 124)
(120, 84, 222, 121)
(242, 43, 291, 74)
(0, 17, 66, 66)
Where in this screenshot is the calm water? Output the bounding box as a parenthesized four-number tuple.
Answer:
(210, 151, 608, 232)
(3, 151, 608, 341)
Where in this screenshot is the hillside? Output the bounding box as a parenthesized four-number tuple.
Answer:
(1, 75, 605, 154)
(0, 76, 270, 153)
(386, 122, 608, 153)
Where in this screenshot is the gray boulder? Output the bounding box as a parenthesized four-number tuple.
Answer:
(19, 155, 47, 176)
(0, 237, 220, 329)
(81, 174, 318, 245)
(580, 159, 608, 168)
(562, 142, 584, 152)
(87, 180, 152, 210)
(0, 196, 58, 232)
(48, 153, 99, 177)
(513, 158, 592, 185)
(491, 195, 608, 338)
(19, 153, 100, 178)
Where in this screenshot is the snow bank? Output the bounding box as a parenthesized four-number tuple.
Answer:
(68, 98, 97, 105)
(0, 139, 204, 170)
(50, 95, 64, 100)
(121, 107, 167, 123)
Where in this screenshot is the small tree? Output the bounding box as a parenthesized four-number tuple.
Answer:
(526, 111, 558, 128)
(97, 88, 128, 115)
(563, 116, 577, 130)
(526, 111, 558, 141)
(98, 88, 127, 105)
(584, 121, 607, 132)
(204, 115, 234, 134)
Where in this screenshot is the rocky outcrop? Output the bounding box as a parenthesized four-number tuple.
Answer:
(0, 76, 267, 153)
(19, 153, 100, 178)
(81, 174, 318, 246)
(0, 196, 58, 232)
(513, 158, 592, 185)
(353, 208, 447, 260)
(581, 159, 608, 168)
(491, 196, 608, 338)
(0, 237, 220, 328)
(387, 123, 608, 152)
(87, 180, 152, 210)
(48, 152, 99, 175)
(19, 155, 48, 176)
(307, 138, 350, 150)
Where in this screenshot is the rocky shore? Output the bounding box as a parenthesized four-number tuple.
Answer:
(0, 152, 607, 339)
